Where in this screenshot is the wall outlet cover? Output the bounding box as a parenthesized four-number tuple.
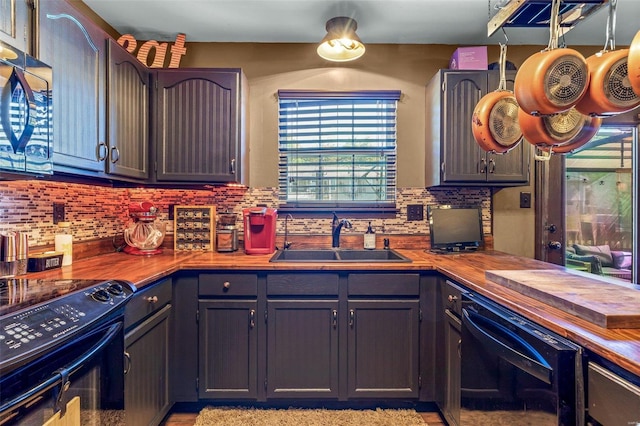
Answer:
(407, 204, 424, 221)
(53, 203, 65, 224)
(520, 192, 532, 209)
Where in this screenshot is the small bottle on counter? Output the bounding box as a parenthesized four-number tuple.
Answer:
(55, 222, 73, 266)
(364, 222, 376, 250)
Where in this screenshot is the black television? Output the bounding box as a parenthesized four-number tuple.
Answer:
(427, 205, 484, 253)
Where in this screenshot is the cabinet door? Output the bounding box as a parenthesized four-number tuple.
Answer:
(154, 69, 241, 182)
(125, 304, 172, 426)
(0, 0, 28, 52)
(442, 310, 461, 426)
(266, 300, 339, 398)
(199, 300, 258, 399)
(441, 71, 487, 183)
(347, 300, 420, 398)
(106, 39, 149, 180)
(38, 0, 107, 174)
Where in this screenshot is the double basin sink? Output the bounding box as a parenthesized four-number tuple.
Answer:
(269, 248, 411, 263)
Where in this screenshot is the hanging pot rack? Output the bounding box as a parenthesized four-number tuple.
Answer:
(488, 0, 610, 37)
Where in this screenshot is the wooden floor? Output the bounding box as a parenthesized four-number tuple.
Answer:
(160, 410, 446, 425)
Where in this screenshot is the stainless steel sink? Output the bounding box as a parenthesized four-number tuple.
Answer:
(269, 249, 411, 263)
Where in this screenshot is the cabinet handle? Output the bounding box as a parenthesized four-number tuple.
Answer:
(96, 141, 108, 161)
(146, 296, 158, 304)
(249, 309, 255, 328)
(110, 146, 120, 163)
(457, 339, 462, 359)
(123, 351, 131, 375)
(479, 158, 486, 174)
(488, 158, 495, 173)
(230, 158, 236, 174)
(223, 281, 231, 289)
(349, 309, 355, 327)
(332, 310, 337, 328)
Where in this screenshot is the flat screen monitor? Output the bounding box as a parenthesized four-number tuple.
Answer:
(428, 205, 484, 253)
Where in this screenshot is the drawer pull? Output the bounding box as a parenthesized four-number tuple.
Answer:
(146, 296, 158, 304)
(448, 294, 458, 303)
(223, 281, 231, 289)
(124, 351, 131, 375)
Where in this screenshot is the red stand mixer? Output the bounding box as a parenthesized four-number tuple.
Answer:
(123, 201, 166, 255)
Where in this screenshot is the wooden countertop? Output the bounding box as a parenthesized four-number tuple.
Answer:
(19, 248, 640, 378)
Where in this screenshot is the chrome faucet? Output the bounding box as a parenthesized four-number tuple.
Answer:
(331, 212, 352, 248)
(283, 214, 293, 250)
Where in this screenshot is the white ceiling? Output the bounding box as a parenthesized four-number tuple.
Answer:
(82, 0, 640, 47)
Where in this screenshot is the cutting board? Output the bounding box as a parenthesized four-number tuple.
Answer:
(485, 270, 640, 329)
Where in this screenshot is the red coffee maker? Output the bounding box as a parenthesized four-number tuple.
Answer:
(242, 207, 277, 254)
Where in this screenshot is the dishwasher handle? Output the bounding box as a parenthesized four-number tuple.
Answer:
(462, 308, 552, 384)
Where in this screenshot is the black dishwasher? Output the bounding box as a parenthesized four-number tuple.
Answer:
(460, 292, 585, 425)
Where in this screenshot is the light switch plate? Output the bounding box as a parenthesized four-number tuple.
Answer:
(407, 204, 424, 221)
(520, 192, 532, 209)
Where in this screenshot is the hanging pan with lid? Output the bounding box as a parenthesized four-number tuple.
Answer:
(576, 0, 640, 117)
(628, 29, 640, 96)
(471, 43, 522, 154)
(514, 0, 589, 116)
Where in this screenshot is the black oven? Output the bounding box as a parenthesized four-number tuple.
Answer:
(460, 292, 585, 425)
(0, 278, 135, 425)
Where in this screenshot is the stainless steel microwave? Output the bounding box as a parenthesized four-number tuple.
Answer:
(0, 40, 52, 175)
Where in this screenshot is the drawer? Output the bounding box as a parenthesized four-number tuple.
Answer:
(199, 273, 258, 297)
(443, 280, 467, 316)
(588, 362, 640, 426)
(125, 278, 172, 329)
(347, 273, 419, 296)
(267, 273, 339, 296)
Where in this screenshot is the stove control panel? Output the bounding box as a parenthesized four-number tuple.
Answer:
(0, 279, 135, 370)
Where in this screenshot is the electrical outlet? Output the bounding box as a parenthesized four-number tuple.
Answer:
(407, 204, 424, 221)
(520, 192, 532, 209)
(53, 203, 65, 224)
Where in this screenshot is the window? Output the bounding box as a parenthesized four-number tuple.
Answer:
(277, 90, 400, 212)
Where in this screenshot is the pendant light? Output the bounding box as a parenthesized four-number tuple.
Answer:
(317, 17, 366, 62)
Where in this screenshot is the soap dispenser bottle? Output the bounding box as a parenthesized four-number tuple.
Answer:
(364, 222, 376, 249)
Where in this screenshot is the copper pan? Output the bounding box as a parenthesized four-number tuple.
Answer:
(519, 107, 600, 152)
(629, 30, 640, 96)
(471, 91, 522, 153)
(514, 48, 589, 116)
(576, 49, 640, 116)
(539, 115, 602, 154)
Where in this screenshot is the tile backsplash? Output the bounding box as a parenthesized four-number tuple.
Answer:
(0, 180, 491, 248)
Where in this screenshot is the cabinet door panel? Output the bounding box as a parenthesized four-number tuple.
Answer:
(125, 304, 171, 426)
(39, 0, 106, 174)
(347, 300, 420, 398)
(199, 300, 258, 399)
(267, 300, 339, 398)
(442, 72, 486, 183)
(0, 0, 28, 51)
(107, 39, 149, 179)
(155, 69, 239, 182)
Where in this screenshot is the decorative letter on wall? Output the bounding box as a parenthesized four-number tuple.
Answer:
(116, 33, 187, 68)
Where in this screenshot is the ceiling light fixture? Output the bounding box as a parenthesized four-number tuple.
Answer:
(317, 17, 365, 62)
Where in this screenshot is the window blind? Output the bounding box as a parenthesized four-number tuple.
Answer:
(278, 90, 400, 211)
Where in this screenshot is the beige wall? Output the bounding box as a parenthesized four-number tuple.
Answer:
(172, 43, 605, 258)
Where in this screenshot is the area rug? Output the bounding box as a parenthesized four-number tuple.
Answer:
(195, 406, 426, 425)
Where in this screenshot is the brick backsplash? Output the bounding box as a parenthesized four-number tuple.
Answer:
(0, 181, 491, 248)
